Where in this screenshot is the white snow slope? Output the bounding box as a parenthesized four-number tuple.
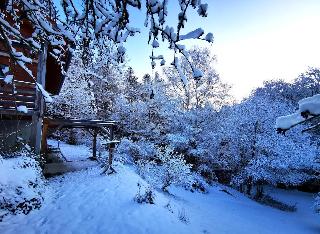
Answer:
(0, 146, 319, 234)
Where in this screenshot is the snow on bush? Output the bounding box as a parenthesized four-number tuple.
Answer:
(134, 182, 155, 204)
(138, 147, 193, 192)
(0, 153, 44, 221)
(166, 134, 190, 152)
(178, 208, 189, 224)
(115, 138, 156, 164)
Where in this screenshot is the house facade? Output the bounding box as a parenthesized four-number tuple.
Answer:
(0, 7, 71, 155)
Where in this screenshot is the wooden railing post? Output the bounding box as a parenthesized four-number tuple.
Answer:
(31, 42, 48, 154)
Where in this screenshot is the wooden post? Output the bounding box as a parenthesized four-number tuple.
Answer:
(40, 121, 49, 155)
(31, 42, 48, 154)
(92, 128, 97, 160)
(108, 143, 115, 170)
(101, 125, 116, 175)
(108, 125, 114, 167)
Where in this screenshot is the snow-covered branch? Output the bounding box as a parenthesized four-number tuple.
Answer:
(276, 94, 320, 133)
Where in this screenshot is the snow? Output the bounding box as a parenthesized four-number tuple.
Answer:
(1, 143, 319, 233)
(197, 4, 208, 17)
(117, 45, 126, 54)
(0, 163, 318, 234)
(0, 157, 39, 187)
(17, 105, 28, 113)
(4, 75, 13, 84)
(152, 39, 159, 48)
(275, 112, 305, 130)
(179, 28, 204, 40)
(36, 84, 53, 103)
(192, 68, 203, 79)
(47, 139, 91, 161)
(276, 93, 320, 130)
(205, 33, 213, 43)
(0, 155, 44, 220)
(2, 66, 9, 75)
(160, 59, 165, 66)
(299, 94, 320, 116)
(173, 56, 188, 88)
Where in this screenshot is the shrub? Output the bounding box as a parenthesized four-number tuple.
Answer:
(138, 146, 193, 192)
(254, 194, 297, 212)
(116, 138, 156, 164)
(0, 153, 44, 221)
(134, 183, 155, 204)
(178, 208, 189, 224)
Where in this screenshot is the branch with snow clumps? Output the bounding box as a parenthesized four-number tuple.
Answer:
(276, 94, 320, 133)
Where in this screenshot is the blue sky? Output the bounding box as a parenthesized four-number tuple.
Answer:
(53, 0, 320, 100)
(124, 0, 320, 100)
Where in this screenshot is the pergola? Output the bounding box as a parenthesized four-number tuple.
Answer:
(42, 117, 119, 174)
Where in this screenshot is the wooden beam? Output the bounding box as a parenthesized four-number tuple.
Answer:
(43, 118, 116, 129)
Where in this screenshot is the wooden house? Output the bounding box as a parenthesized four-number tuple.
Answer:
(0, 7, 71, 154)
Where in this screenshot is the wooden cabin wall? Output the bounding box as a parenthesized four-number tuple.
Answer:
(0, 7, 71, 155)
(0, 115, 35, 155)
(0, 14, 41, 154)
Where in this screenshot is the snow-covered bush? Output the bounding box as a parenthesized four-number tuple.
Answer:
(178, 208, 189, 224)
(189, 174, 210, 193)
(139, 147, 193, 191)
(134, 183, 155, 204)
(0, 153, 45, 221)
(115, 138, 156, 164)
(196, 163, 218, 185)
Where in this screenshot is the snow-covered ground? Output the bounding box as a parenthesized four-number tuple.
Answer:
(0, 142, 319, 234)
(47, 139, 92, 161)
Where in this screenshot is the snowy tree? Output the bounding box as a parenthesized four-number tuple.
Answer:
(253, 68, 320, 109)
(210, 83, 320, 195)
(88, 43, 126, 119)
(275, 68, 320, 212)
(163, 47, 233, 109)
(122, 67, 142, 103)
(0, 0, 213, 100)
(46, 53, 97, 119)
(113, 72, 179, 142)
(293, 67, 320, 99)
